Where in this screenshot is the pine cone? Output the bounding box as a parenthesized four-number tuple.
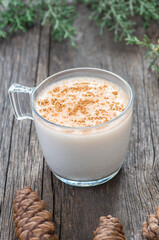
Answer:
(142, 207, 159, 240)
(13, 186, 58, 240)
(93, 215, 125, 240)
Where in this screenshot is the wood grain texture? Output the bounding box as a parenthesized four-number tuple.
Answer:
(0, 5, 159, 240)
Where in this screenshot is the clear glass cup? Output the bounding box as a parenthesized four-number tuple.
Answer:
(8, 68, 133, 187)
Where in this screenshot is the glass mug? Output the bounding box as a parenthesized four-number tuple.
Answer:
(8, 68, 133, 187)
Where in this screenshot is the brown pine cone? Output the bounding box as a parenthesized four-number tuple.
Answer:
(93, 215, 125, 240)
(13, 186, 58, 240)
(142, 207, 159, 240)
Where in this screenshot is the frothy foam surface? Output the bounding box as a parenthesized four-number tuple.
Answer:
(36, 77, 129, 127)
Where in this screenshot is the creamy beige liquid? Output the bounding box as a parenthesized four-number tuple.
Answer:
(36, 77, 129, 127)
(34, 77, 132, 182)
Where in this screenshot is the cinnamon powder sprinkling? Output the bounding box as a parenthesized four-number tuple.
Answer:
(36, 77, 128, 127)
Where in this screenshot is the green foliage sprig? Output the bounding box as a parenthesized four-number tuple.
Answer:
(82, 0, 159, 74)
(0, 0, 36, 38)
(126, 35, 159, 74)
(82, 0, 159, 41)
(0, 0, 159, 73)
(82, 0, 136, 41)
(39, 0, 76, 46)
(0, 0, 76, 45)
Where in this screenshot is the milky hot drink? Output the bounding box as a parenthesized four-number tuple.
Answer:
(9, 68, 133, 186)
(34, 76, 132, 185)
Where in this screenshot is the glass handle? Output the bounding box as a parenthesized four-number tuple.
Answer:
(8, 83, 35, 120)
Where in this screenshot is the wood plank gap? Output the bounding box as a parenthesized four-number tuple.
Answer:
(28, 121, 33, 147)
(2, 117, 15, 201)
(59, 198, 63, 240)
(34, 25, 42, 86)
(48, 28, 51, 76)
(41, 157, 45, 200)
(51, 172, 55, 216)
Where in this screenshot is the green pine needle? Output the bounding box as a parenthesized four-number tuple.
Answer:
(0, 0, 77, 45)
(82, 0, 159, 73)
(0, 0, 36, 37)
(126, 35, 159, 74)
(0, 0, 159, 73)
(82, 0, 136, 41)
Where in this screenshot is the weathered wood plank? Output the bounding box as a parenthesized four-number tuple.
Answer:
(35, 24, 55, 219)
(0, 25, 41, 239)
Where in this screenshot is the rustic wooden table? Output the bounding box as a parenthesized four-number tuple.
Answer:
(0, 6, 159, 240)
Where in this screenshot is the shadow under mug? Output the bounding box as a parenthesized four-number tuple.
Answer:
(8, 68, 133, 187)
